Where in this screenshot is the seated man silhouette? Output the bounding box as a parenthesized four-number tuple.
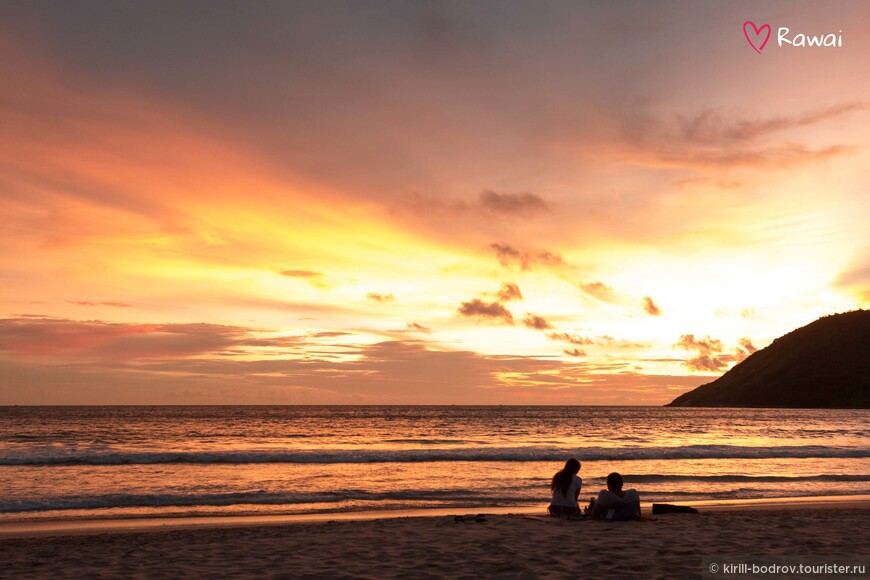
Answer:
(588, 472, 641, 521)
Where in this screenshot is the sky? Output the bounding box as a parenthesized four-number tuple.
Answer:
(1, 0, 869, 405)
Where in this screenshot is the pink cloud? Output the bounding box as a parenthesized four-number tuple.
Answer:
(0, 317, 301, 359)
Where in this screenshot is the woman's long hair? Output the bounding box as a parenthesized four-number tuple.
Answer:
(551, 458, 581, 496)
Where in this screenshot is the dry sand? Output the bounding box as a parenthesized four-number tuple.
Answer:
(1, 505, 868, 579)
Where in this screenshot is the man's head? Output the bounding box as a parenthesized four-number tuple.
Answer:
(606, 472, 624, 492)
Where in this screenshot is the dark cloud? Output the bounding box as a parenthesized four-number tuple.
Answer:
(642, 296, 662, 316)
(496, 282, 523, 302)
(546, 332, 593, 345)
(367, 292, 396, 302)
(479, 190, 549, 217)
(490, 243, 567, 272)
(563, 348, 586, 357)
(457, 299, 513, 325)
(522, 314, 552, 330)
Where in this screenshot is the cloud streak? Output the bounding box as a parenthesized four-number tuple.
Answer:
(546, 332, 593, 345)
(679, 103, 865, 144)
(280, 270, 324, 279)
(580, 282, 617, 303)
(479, 190, 550, 217)
(69, 301, 133, 308)
(616, 103, 863, 171)
(0, 317, 301, 359)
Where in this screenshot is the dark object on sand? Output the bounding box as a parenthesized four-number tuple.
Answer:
(453, 514, 488, 523)
(652, 503, 699, 514)
(667, 310, 870, 408)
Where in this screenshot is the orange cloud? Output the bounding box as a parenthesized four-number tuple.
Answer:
(367, 293, 397, 303)
(490, 243, 568, 272)
(642, 296, 662, 316)
(495, 283, 523, 302)
(523, 314, 553, 330)
(457, 299, 514, 325)
(735, 337, 758, 362)
(674, 334, 729, 372)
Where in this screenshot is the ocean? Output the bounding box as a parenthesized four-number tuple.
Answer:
(1, 406, 868, 523)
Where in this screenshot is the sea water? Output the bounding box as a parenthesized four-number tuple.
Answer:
(1, 406, 868, 523)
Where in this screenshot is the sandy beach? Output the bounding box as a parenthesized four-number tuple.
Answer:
(2, 500, 868, 579)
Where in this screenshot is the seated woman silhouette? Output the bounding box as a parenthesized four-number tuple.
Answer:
(548, 458, 582, 516)
(589, 472, 641, 521)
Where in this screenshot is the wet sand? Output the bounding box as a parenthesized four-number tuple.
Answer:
(1, 498, 868, 579)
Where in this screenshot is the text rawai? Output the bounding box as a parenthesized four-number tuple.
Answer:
(778, 27, 843, 47)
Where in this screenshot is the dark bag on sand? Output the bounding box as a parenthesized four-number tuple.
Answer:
(606, 500, 641, 521)
(652, 503, 699, 514)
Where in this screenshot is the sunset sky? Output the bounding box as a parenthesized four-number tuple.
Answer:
(1, 1, 869, 404)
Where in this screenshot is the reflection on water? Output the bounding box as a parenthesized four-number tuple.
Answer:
(1, 406, 868, 521)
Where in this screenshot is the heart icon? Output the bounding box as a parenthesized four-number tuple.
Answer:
(743, 21, 771, 54)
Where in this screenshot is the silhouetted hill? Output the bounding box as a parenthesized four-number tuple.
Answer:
(667, 310, 870, 408)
